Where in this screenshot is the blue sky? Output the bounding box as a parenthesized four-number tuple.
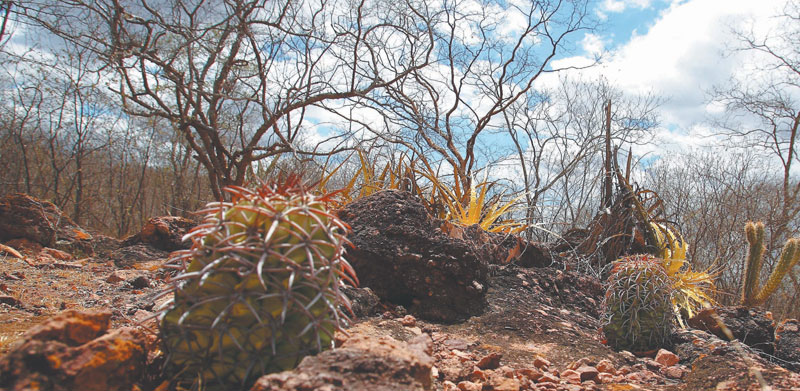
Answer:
(543, 0, 795, 158)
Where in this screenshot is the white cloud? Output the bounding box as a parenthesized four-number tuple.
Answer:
(600, 0, 654, 13)
(581, 33, 606, 56)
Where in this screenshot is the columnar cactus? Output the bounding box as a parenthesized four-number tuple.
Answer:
(741, 221, 800, 307)
(158, 177, 357, 390)
(603, 254, 675, 352)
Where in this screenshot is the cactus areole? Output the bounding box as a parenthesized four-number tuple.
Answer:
(158, 178, 357, 390)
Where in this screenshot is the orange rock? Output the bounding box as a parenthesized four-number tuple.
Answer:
(654, 349, 679, 367)
(560, 369, 581, 385)
(596, 359, 616, 374)
(477, 352, 502, 370)
(26, 309, 111, 346)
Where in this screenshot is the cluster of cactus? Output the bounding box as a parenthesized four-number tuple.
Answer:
(740, 221, 800, 307)
(602, 254, 675, 352)
(158, 178, 357, 390)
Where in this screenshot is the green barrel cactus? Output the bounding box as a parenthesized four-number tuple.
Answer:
(602, 254, 675, 352)
(158, 177, 357, 390)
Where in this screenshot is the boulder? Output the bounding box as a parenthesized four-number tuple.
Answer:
(0, 193, 93, 256)
(775, 318, 800, 372)
(337, 190, 489, 322)
(123, 216, 195, 251)
(110, 244, 169, 268)
(687, 306, 775, 354)
(0, 310, 147, 391)
(250, 333, 433, 391)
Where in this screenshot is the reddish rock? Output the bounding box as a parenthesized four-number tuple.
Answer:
(537, 372, 559, 383)
(576, 365, 599, 382)
(595, 359, 616, 374)
(401, 314, 417, 327)
(532, 356, 550, 370)
(110, 244, 169, 268)
(567, 357, 592, 370)
(515, 368, 542, 381)
(0, 193, 93, 255)
(456, 381, 481, 391)
(654, 349, 679, 367)
(775, 318, 800, 372)
(25, 309, 111, 346)
(595, 372, 614, 384)
(0, 310, 146, 391)
(443, 380, 458, 391)
(484, 375, 520, 391)
(0, 243, 23, 259)
(337, 190, 489, 322)
(41, 247, 72, 261)
(250, 333, 433, 391)
(477, 352, 502, 370)
(660, 365, 685, 379)
(123, 216, 195, 251)
(560, 369, 581, 384)
(0, 295, 21, 307)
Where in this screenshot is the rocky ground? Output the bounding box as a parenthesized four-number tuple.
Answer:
(0, 191, 799, 391)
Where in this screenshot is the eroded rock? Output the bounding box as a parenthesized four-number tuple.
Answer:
(110, 244, 169, 268)
(250, 333, 434, 391)
(0, 193, 93, 256)
(123, 216, 195, 251)
(0, 309, 146, 391)
(688, 306, 775, 354)
(775, 318, 800, 372)
(337, 190, 489, 322)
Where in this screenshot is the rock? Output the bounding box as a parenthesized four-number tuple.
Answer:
(456, 381, 481, 391)
(401, 314, 417, 327)
(654, 349, 679, 367)
(0, 193, 93, 256)
(0, 310, 146, 391)
(105, 270, 150, 288)
(532, 356, 551, 370)
(25, 309, 111, 346)
(660, 365, 685, 379)
(595, 372, 614, 384)
(483, 375, 520, 391)
(250, 333, 433, 391)
(0, 243, 23, 259)
(596, 359, 616, 374)
(576, 365, 599, 381)
(688, 306, 775, 354)
(682, 346, 800, 390)
(123, 216, 196, 251)
(337, 190, 489, 322)
(0, 295, 21, 307)
(537, 372, 559, 383)
(560, 369, 581, 384)
(341, 286, 381, 319)
(775, 318, 800, 372)
(476, 352, 502, 370)
(91, 235, 122, 258)
(110, 244, 169, 268)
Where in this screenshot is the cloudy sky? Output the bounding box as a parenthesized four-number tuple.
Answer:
(550, 0, 793, 155)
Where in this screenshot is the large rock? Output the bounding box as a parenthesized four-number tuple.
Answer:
(250, 333, 434, 391)
(110, 244, 170, 268)
(0, 310, 147, 391)
(775, 318, 800, 372)
(687, 306, 775, 354)
(337, 190, 489, 322)
(0, 193, 93, 256)
(123, 216, 196, 251)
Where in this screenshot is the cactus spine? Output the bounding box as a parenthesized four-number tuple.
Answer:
(740, 221, 800, 307)
(158, 178, 357, 390)
(603, 254, 675, 352)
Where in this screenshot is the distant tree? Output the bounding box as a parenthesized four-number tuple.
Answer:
(18, 0, 436, 199)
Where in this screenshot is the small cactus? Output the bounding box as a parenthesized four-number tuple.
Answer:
(603, 254, 675, 352)
(740, 221, 800, 307)
(158, 177, 357, 390)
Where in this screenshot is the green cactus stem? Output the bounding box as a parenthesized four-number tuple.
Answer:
(740, 221, 800, 307)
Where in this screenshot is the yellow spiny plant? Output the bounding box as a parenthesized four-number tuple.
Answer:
(416, 167, 527, 234)
(740, 221, 800, 307)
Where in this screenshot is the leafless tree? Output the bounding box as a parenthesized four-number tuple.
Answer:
(17, 0, 436, 199)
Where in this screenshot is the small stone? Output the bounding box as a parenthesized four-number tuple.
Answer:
(596, 372, 614, 384)
(468, 367, 487, 382)
(498, 365, 515, 378)
(537, 372, 559, 383)
(485, 376, 520, 391)
(533, 356, 551, 369)
(41, 247, 72, 261)
(443, 380, 459, 391)
(617, 366, 631, 375)
(643, 358, 663, 371)
(567, 357, 592, 370)
(130, 275, 151, 289)
(576, 365, 599, 382)
(457, 380, 482, 391)
(0, 295, 21, 307)
(654, 349, 679, 367)
(596, 359, 616, 374)
(477, 352, 502, 369)
(618, 350, 637, 363)
(660, 365, 685, 379)
(560, 369, 581, 385)
(400, 314, 417, 327)
(515, 368, 542, 381)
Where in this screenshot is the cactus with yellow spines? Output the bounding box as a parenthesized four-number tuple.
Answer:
(158, 177, 357, 390)
(741, 221, 800, 307)
(602, 254, 675, 352)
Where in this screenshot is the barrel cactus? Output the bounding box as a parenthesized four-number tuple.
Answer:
(158, 177, 357, 390)
(602, 254, 674, 352)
